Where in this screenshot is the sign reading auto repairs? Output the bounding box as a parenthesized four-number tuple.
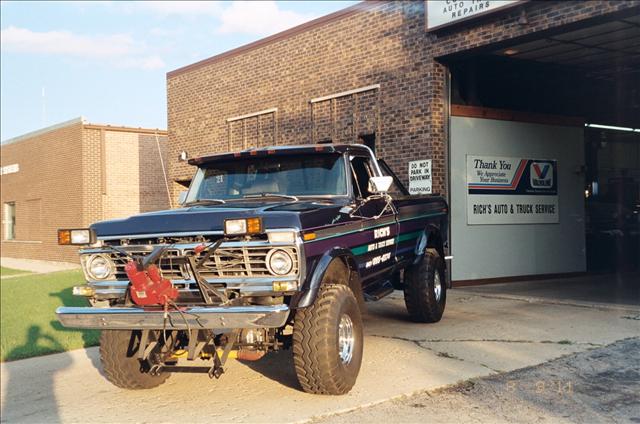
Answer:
(467, 156, 558, 225)
(409, 159, 432, 195)
(426, 0, 521, 31)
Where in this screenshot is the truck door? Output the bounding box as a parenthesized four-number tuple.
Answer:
(349, 155, 399, 283)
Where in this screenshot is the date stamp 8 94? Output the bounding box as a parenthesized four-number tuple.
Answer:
(506, 379, 574, 396)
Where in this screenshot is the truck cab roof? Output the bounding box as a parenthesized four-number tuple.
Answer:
(188, 143, 374, 166)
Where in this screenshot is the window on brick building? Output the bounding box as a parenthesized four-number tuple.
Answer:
(227, 108, 277, 150)
(3, 202, 16, 240)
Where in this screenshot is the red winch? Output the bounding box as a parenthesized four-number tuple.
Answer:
(125, 261, 178, 306)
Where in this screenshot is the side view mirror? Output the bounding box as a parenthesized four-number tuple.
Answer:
(368, 176, 393, 193)
(178, 190, 188, 205)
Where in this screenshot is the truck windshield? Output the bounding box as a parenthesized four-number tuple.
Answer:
(186, 153, 347, 202)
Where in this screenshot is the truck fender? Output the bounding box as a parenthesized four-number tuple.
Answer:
(413, 231, 428, 264)
(295, 248, 362, 309)
(411, 226, 449, 288)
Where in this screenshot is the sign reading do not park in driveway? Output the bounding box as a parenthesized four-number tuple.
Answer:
(409, 159, 432, 195)
(467, 155, 559, 225)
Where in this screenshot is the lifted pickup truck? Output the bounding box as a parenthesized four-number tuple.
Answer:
(57, 144, 449, 395)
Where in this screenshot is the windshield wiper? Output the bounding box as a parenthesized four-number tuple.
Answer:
(242, 193, 299, 201)
(185, 198, 226, 206)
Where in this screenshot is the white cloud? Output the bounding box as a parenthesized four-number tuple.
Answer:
(217, 1, 318, 36)
(0, 26, 165, 69)
(118, 55, 166, 70)
(149, 27, 183, 37)
(121, 1, 223, 17)
(59, 0, 221, 16)
(57, 1, 318, 36)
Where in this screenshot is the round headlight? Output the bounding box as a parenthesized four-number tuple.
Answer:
(87, 255, 113, 280)
(267, 249, 294, 276)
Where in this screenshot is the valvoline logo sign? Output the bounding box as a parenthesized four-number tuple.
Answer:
(530, 162, 554, 189)
(467, 156, 557, 196)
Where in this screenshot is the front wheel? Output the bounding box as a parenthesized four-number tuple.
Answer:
(99, 330, 170, 389)
(404, 248, 447, 323)
(293, 284, 363, 395)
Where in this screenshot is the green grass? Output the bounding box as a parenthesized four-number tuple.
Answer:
(0, 270, 100, 362)
(0, 266, 30, 277)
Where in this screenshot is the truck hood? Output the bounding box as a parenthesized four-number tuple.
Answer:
(91, 200, 347, 238)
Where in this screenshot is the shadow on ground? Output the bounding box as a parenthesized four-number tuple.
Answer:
(238, 350, 301, 391)
(1, 326, 71, 423)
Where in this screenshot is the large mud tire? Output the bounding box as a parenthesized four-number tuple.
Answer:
(293, 284, 363, 395)
(404, 247, 447, 323)
(99, 330, 170, 390)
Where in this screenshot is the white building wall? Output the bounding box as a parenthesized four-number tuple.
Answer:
(450, 117, 586, 281)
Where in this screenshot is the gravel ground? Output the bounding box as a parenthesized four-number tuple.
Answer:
(313, 337, 640, 424)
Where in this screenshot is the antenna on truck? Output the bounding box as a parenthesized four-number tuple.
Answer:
(155, 130, 173, 209)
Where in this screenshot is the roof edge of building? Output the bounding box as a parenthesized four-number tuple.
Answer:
(1, 117, 85, 146)
(83, 123, 168, 136)
(1, 118, 168, 147)
(167, 0, 384, 79)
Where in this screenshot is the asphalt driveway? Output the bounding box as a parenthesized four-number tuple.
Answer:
(315, 337, 640, 423)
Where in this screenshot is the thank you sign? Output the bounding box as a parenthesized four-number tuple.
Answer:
(426, 0, 521, 31)
(467, 156, 559, 225)
(409, 159, 432, 195)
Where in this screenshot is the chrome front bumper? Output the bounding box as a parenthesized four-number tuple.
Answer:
(56, 304, 290, 330)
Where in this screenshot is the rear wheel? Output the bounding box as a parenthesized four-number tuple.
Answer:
(293, 284, 363, 395)
(404, 248, 447, 323)
(99, 330, 170, 390)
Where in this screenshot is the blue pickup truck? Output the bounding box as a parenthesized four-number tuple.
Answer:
(57, 144, 449, 395)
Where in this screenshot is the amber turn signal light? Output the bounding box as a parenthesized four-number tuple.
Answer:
(58, 228, 95, 245)
(224, 218, 262, 235)
(246, 217, 262, 234)
(58, 230, 71, 245)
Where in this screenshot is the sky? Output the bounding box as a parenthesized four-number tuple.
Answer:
(0, 1, 357, 141)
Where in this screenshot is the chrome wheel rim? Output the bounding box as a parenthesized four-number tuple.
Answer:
(338, 314, 355, 365)
(434, 272, 442, 302)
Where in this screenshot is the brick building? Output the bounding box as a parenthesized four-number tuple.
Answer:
(1, 117, 169, 263)
(167, 1, 639, 282)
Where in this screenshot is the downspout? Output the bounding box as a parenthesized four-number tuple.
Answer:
(444, 67, 453, 286)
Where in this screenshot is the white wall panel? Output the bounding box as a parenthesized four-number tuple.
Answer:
(450, 117, 585, 281)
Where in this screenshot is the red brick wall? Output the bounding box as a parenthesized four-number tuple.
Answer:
(1, 123, 169, 263)
(429, 1, 639, 58)
(1, 122, 85, 262)
(167, 2, 448, 197)
(167, 0, 638, 201)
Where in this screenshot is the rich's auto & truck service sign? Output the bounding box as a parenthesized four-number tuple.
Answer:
(467, 155, 559, 225)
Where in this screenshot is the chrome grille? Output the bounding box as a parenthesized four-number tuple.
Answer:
(105, 245, 298, 280)
(196, 246, 298, 278)
(108, 249, 187, 281)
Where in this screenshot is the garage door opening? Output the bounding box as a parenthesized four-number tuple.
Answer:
(441, 9, 640, 282)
